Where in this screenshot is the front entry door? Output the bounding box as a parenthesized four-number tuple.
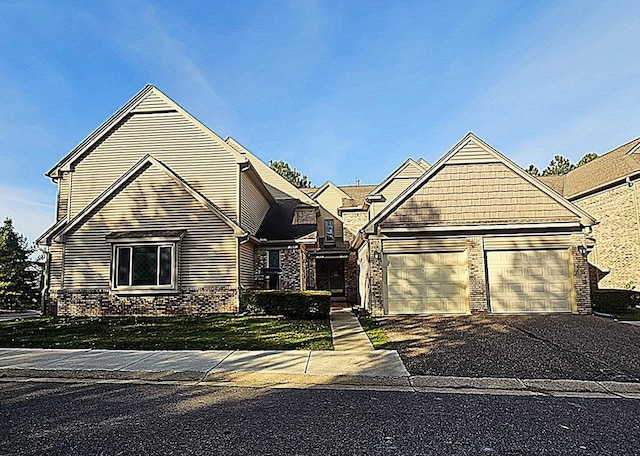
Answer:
(316, 259, 345, 296)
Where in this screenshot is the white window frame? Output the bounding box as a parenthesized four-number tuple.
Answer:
(110, 242, 178, 294)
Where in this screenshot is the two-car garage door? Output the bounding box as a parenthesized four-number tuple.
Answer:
(384, 247, 573, 314)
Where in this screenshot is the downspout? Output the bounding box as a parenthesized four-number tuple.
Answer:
(36, 244, 50, 315)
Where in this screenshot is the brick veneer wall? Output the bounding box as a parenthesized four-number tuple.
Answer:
(342, 211, 369, 242)
(466, 236, 488, 312)
(306, 254, 317, 290)
(345, 252, 358, 304)
(368, 239, 384, 316)
(45, 287, 238, 317)
(254, 246, 302, 291)
(570, 234, 592, 314)
(280, 246, 302, 290)
(574, 183, 640, 289)
(295, 208, 316, 224)
(254, 249, 268, 289)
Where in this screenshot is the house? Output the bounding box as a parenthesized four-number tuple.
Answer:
(540, 137, 640, 290)
(37, 85, 319, 316)
(37, 85, 597, 316)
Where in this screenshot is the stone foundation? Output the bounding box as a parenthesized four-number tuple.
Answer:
(45, 287, 239, 317)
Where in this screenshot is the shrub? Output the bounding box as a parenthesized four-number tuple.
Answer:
(592, 289, 640, 315)
(240, 290, 331, 319)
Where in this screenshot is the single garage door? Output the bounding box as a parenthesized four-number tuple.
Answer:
(385, 252, 469, 314)
(487, 249, 572, 313)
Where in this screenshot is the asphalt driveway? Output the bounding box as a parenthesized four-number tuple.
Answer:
(379, 314, 640, 382)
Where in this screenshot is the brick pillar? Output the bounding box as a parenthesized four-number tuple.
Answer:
(369, 238, 384, 316)
(307, 255, 317, 289)
(571, 234, 592, 314)
(467, 236, 488, 312)
(345, 252, 358, 305)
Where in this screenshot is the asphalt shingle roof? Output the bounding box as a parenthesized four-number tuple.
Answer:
(540, 137, 640, 198)
(255, 199, 316, 241)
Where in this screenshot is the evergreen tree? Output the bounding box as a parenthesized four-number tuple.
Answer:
(577, 152, 598, 167)
(542, 155, 576, 176)
(268, 160, 312, 188)
(0, 218, 40, 309)
(526, 164, 540, 176)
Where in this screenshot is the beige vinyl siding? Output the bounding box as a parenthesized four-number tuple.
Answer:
(383, 163, 579, 227)
(380, 178, 420, 204)
(448, 141, 500, 165)
(240, 173, 270, 234)
(483, 235, 573, 250)
(396, 162, 426, 178)
(316, 186, 348, 218)
(56, 173, 71, 221)
(239, 242, 255, 289)
(131, 91, 175, 113)
(382, 238, 467, 253)
(69, 111, 239, 220)
(63, 163, 237, 289)
(48, 244, 64, 290)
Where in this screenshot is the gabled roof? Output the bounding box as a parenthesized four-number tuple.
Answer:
(366, 158, 429, 198)
(225, 137, 317, 206)
(363, 133, 597, 234)
(539, 136, 640, 199)
(338, 185, 377, 208)
(311, 180, 351, 200)
(47, 85, 248, 179)
(38, 155, 247, 245)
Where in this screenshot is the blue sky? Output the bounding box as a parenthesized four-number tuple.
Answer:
(2, 0, 640, 243)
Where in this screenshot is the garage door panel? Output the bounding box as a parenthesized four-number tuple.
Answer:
(385, 252, 469, 315)
(488, 249, 572, 313)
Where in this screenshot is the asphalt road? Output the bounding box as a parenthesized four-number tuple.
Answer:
(1, 381, 639, 455)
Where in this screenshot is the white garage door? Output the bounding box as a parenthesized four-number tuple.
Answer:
(487, 249, 572, 313)
(385, 252, 469, 314)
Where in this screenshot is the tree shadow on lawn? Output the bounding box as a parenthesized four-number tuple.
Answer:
(379, 314, 640, 382)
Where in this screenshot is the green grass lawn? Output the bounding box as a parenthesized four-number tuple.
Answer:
(358, 317, 394, 349)
(0, 315, 332, 350)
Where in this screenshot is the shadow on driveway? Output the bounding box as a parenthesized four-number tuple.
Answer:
(380, 314, 640, 382)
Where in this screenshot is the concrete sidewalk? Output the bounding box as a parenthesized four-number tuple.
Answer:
(0, 348, 407, 384)
(1, 348, 640, 398)
(329, 306, 374, 351)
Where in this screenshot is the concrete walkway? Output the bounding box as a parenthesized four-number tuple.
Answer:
(329, 306, 374, 351)
(0, 348, 407, 384)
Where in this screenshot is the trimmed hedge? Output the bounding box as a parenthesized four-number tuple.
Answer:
(592, 289, 640, 314)
(240, 290, 331, 319)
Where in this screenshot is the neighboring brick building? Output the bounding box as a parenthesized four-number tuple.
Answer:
(541, 137, 640, 290)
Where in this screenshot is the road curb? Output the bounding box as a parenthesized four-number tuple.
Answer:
(2, 367, 640, 398)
